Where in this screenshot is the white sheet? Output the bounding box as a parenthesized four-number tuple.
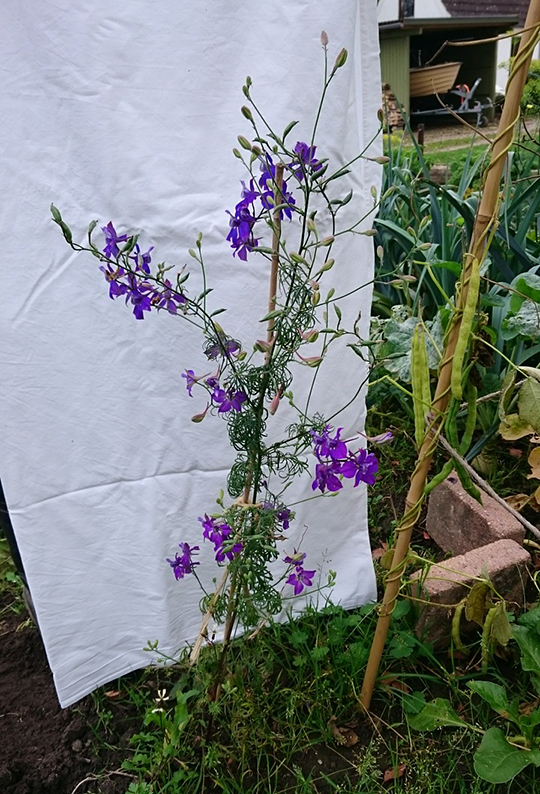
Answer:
(0, 0, 381, 706)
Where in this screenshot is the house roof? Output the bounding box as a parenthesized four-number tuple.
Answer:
(379, 16, 520, 34)
(442, 1, 529, 26)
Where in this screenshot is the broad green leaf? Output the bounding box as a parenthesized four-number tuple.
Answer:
(518, 605, 540, 631)
(513, 625, 540, 675)
(518, 378, 540, 433)
(408, 698, 468, 731)
(467, 681, 516, 721)
(388, 631, 417, 660)
(503, 303, 540, 341)
(519, 709, 540, 733)
(474, 727, 540, 784)
(481, 292, 506, 308)
(509, 272, 540, 314)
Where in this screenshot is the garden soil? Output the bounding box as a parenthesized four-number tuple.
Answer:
(0, 594, 135, 794)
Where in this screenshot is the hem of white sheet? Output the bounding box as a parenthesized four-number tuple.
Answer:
(55, 592, 377, 707)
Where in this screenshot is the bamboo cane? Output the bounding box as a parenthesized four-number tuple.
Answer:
(360, 0, 540, 711)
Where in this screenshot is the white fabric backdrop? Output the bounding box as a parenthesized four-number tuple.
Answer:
(0, 0, 381, 707)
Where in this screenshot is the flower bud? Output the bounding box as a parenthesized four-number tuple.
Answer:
(191, 405, 209, 423)
(317, 258, 335, 274)
(269, 386, 283, 415)
(374, 156, 390, 164)
(332, 48, 348, 72)
(254, 339, 273, 353)
(319, 236, 334, 247)
(297, 353, 323, 367)
(241, 105, 253, 120)
(237, 135, 252, 150)
(320, 30, 329, 47)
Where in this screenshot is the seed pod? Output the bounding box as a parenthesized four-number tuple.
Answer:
(411, 324, 431, 448)
(451, 257, 480, 401)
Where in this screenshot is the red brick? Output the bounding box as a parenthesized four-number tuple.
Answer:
(426, 473, 525, 556)
(410, 539, 530, 645)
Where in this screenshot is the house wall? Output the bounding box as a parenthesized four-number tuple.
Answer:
(377, 0, 450, 22)
(380, 33, 411, 113)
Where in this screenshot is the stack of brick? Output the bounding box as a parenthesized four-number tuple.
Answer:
(410, 473, 531, 643)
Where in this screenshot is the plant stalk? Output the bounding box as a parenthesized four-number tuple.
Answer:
(360, 0, 540, 711)
(266, 163, 284, 351)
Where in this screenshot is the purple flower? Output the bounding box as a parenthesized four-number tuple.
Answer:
(199, 515, 242, 562)
(205, 375, 220, 389)
(276, 505, 292, 530)
(182, 369, 197, 397)
(125, 276, 154, 320)
(263, 502, 293, 531)
(215, 540, 243, 563)
(283, 549, 306, 567)
(239, 178, 260, 205)
(155, 278, 186, 314)
(199, 514, 226, 546)
(339, 449, 378, 487)
(99, 262, 128, 299)
(212, 388, 247, 414)
(258, 155, 296, 220)
(311, 426, 348, 462)
(130, 243, 154, 274)
(166, 542, 200, 580)
(286, 566, 316, 595)
(226, 204, 259, 261)
(102, 221, 129, 258)
(205, 336, 240, 361)
(259, 154, 276, 190)
(366, 431, 394, 446)
(312, 461, 343, 493)
(290, 141, 322, 180)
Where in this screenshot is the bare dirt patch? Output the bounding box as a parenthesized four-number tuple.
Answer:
(0, 597, 135, 794)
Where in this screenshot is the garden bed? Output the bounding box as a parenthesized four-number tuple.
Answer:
(0, 592, 136, 794)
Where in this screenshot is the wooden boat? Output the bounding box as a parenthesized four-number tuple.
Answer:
(409, 62, 462, 98)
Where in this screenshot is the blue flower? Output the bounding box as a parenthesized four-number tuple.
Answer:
(286, 566, 316, 595)
(212, 388, 247, 414)
(166, 542, 200, 580)
(339, 449, 379, 486)
(182, 369, 197, 397)
(311, 461, 342, 493)
(290, 141, 322, 181)
(102, 221, 129, 258)
(311, 426, 348, 462)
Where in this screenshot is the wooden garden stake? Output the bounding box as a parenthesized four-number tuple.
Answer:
(266, 163, 284, 350)
(360, 0, 540, 711)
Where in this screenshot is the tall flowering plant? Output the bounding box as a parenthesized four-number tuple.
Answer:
(51, 33, 382, 667)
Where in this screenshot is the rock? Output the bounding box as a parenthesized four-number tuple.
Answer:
(410, 539, 530, 645)
(426, 473, 524, 556)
